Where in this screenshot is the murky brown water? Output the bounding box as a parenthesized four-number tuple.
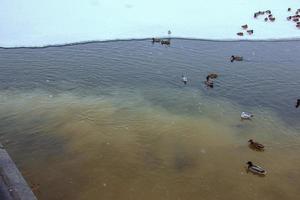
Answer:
(0, 40, 300, 199)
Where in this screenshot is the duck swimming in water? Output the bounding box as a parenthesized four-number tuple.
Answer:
(237, 32, 244, 36)
(182, 75, 188, 85)
(241, 112, 253, 120)
(248, 139, 264, 151)
(208, 73, 218, 79)
(161, 40, 170, 45)
(205, 80, 214, 88)
(152, 38, 161, 43)
(246, 161, 267, 176)
(230, 55, 243, 62)
(296, 99, 300, 108)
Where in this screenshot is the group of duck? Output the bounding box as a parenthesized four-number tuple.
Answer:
(181, 55, 267, 176)
(236, 7, 300, 36)
(152, 38, 171, 46)
(237, 24, 254, 37)
(254, 9, 275, 22)
(287, 8, 300, 29)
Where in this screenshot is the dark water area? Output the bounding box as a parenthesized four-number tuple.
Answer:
(0, 39, 300, 200)
(1, 39, 299, 128)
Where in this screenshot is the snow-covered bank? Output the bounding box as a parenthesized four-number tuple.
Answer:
(1, 0, 300, 47)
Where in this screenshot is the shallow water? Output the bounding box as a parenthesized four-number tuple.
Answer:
(0, 39, 300, 200)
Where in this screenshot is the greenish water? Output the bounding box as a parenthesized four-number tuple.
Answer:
(0, 39, 300, 200)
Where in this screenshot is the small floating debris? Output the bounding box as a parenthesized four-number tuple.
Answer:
(246, 161, 267, 176)
(248, 139, 265, 151)
(241, 112, 253, 120)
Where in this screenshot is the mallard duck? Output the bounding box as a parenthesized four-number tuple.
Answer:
(237, 32, 244, 36)
(266, 10, 271, 14)
(208, 73, 218, 79)
(246, 161, 267, 175)
(182, 75, 187, 85)
(269, 17, 276, 22)
(152, 38, 161, 43)
(241, 24, 248, 29)
(287, 16, 292, 20)
(230, 55, 243, 62)
(248, 139, 264, 150)
(296, 99, 300, 108)
(241, 112, 253, 120)
(293, 18, 299, 22)
(161, 40, 170, 45)
(205, 80, 214, 88)
(247, 30, 254, 35)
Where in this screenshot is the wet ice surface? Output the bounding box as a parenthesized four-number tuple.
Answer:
(1, 0, 300, 47)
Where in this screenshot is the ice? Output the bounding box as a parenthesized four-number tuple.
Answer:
(1, 0, 300, 47)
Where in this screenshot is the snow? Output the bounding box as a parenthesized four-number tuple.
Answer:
(1, 0, 300, 47)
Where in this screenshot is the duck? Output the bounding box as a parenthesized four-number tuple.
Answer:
(241, 112, 253, 120)
(161, 40, 170, 45)
(241, 24, 248, 29)
(265, 17, 268, 22)
(230, 55, 243, 62)
(296, 99, 300, 108)
(248, 139, 264, 151)
(269, 17, 276, 22)
(208, 73, 218, 79)
(293, 18, 299, 22)
(287, 16, 292, 20)
(268, 14, 273, 18)
(237, 32, 244, 36)
(152, 38, 161, 43)
(266, 10, 271, 14)
(247, 30, 254, 35)
(297, 24, 300, 28)
(246, 161, 267, 176)
(182, 75, 188, 85)
(205, 80, 214, 88)
(288, 8, 291, 12)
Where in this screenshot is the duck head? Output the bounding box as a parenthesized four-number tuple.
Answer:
(248, 139, 253, 143)
(246, 161, 253, 166)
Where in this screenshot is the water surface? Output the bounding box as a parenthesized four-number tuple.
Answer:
(0, 39, 300, 200)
